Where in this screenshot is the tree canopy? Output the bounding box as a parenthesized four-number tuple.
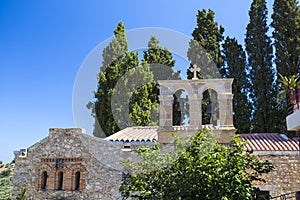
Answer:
(187, 9, 225, 79)
(91, 23, 180, 137)
(223, 37, 252, 134)
(245, 0, 277, 133)
(120, 129, 273, 200)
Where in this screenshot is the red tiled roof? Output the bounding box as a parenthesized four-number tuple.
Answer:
(240, 133, 299, 152)
(105, 127, 300, 152)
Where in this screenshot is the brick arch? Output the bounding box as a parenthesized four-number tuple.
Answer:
(35, 163, 55, 190)
(69, 164, 87, 191)
(55, 170, 64, 190)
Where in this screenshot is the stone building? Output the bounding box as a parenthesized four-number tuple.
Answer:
(13, 78, 300, 199)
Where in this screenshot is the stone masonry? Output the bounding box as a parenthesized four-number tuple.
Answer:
(13, 128, 137, 200)
(255, 152, 300, 197)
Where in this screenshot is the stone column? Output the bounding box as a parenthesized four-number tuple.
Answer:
(189, 96, 202, 127)
(218, 93, 234, 127)
(159, 95, 174, 129)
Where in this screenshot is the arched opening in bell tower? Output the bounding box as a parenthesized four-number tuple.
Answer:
(172, 89, 189, 126)
(202, 89, 219, 126)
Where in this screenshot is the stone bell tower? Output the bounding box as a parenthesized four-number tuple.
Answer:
(157, 65, 236, 144)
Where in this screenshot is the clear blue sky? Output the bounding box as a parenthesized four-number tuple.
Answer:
(0, 0, 274, 163)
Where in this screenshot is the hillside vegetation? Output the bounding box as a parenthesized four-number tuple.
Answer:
(0, 161, 14, 200)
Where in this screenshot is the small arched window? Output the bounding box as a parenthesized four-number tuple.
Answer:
(75, 171, 81, 191)
(41, 171, 47, 190)
(57, 172, 63, 190)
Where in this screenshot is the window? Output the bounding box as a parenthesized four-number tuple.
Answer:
(41, 171, 47, 190)
(57, 172, 63, 190)
(56, 158, 63, 169)
(256, 191, 270, 200)
(75, 171, 80, 191)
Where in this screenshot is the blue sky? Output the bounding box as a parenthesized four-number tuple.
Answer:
(0, 0, 274, 163)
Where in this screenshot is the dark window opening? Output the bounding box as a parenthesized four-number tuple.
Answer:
(256, 190, 270, 200)
(41, 171, 47, 190)
(202, 89, 219, 125)
(75, 171, 80, 191)
(56, 158, 63, 169)
(173, 90, 189, 126)
(57, 172, 63, 190)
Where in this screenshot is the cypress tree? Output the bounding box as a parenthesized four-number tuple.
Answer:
(271, 0, 300, 133)
(143, 36, 183, 125)
(245, 0, 277, 133)
(187, 9, 225, 79)
(187, 9, 224, 125)
(222, 37, 252, 133)
(93, 21, 139, 137)
(271, 0, 300, 77)
(92, 31, 181, 136)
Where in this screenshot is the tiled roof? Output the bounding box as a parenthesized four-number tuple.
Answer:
(105, 126, 159, 143)
(105, 125, 216, 143)
(105, 127, 300, 152)
(240, 133, 299, 152)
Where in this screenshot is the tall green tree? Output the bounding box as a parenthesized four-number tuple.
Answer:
(271, 0, 300, 133)
(92, 27, 181, 137)
(187, 9, 225, 79)
(93, 22, 140, 137)
(120, 129, 273, 199)
(245, 0, 277, 133)
(186, 9, 224, 126)
(223, 37, 252, 133)
(143, 36, 183, 125)
(271, 0, 300, 77)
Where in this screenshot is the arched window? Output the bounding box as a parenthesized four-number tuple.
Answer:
(173, 89, 189, 125)
(75, 171, 81, 191)
(202, 89, 219, 125)
(57, 172, 63, 190)
(41, 171, 47, 190)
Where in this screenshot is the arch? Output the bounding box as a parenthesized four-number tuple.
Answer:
(202, 88, 219, 125)
(36, 163, 53, 190)
(158, 79, 233, 128)
(199, 84, 223, 99)
(70, 163, 87, 191)
(75, 171, 81, 191)
(57, 171, 64, 190)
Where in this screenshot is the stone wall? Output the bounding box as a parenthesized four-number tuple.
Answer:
(255, 152, 300, 197)
(13, 128, 137, 200)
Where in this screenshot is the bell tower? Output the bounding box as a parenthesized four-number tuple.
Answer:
(157, 73, 236, 144)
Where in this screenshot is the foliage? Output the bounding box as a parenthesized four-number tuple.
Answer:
(222, 37, 252, 133)
(92, 21, 132, 137)
(187, 9, 225, 79)
(245, 0, 277, 133)
(91, 25, 181, 137)
(142, 36, 181, 125)
(271, 0, 300, 133)
(0, 162, 14, 200)
(271, 0, 300, 78)
(278, 73, 300, 101)
(16, 188, 26, 200)
(120, 129, 274, 199)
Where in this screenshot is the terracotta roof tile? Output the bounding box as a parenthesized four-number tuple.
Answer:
(240, 133, 299, 152)
(105, 127, 300, 152)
